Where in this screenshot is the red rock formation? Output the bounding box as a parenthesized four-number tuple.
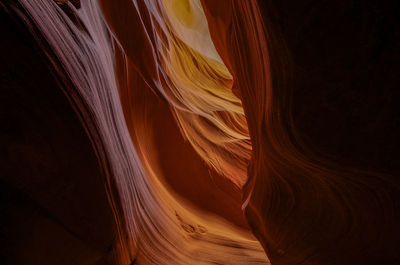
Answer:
(201, 1, 400, 264)
(2, 0, 399, 264)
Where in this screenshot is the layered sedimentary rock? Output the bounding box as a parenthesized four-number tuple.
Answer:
(2, 0, 399, 264)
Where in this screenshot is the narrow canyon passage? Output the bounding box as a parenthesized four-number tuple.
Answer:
(1, 0, 399, 265)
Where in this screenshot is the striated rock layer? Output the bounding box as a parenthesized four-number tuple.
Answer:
(3, 0, 399, 264)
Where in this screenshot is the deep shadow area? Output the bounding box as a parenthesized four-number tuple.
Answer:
(0, 4, 117, 265)
(260, 0, 400, 175)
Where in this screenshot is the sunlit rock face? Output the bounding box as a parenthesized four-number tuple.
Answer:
(3, 0, 399, 264)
